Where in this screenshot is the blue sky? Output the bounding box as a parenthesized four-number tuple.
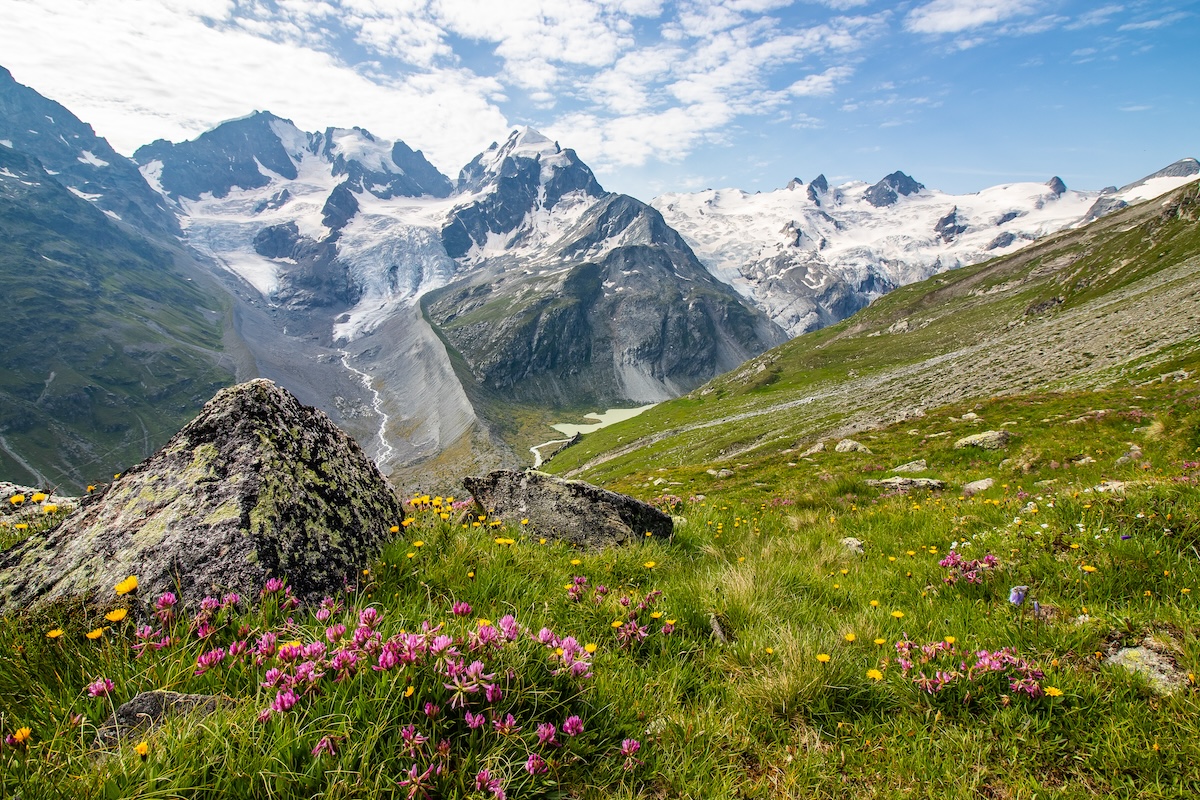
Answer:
(1, 0, 1195, 199)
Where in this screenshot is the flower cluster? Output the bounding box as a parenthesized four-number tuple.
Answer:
(894, 639, 1046, 699)
(938, 550, 999, 585)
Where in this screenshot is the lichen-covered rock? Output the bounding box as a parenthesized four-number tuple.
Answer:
(0, 379, 405, 612)
(95, 691, 224, 748)
(835, 439, 871, 453)
(463, 470, 671, 548)
(953, 430, 1011, 450)
(1106, 642, 1184, 695)
(890, 459, 927, 473)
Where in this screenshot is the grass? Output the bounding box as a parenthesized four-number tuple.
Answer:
(5, 372, 1200, 797)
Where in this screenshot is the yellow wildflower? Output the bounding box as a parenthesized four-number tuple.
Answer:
(869, 600, 880, 608)
(1081, 565, 1097, 573)
(413, 541, 424, 547)
(31, 492, 47, 503)
(650, 611, 663, 619)
(104, 609, 127, 623)
(866, 669, 883, 681)
(46, 628, 64, 639)
(891, 610, 904, 619)
(42, 503, 58, 514)
(643, 561, 656, 569)
(8, 494, 24, 506)
(12, 727, 31, 745)
(389, 525, 400, 533)
(611, 620, 623, 629)
(86, 627, 106, 640)
(844, 633, 856, 643)
(114, 575, 138, 595)
(874, 638, 886, 646)
(816, 653, 831, 663)
(570, 559, 582, 566)
(944, 636, 956, 645)
(135, 740, 149, 758)
(1045, 687, 1063, 697)
(404, 685, 415, 698)
(584, 643, 597, 653)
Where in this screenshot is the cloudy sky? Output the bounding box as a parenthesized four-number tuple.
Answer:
(1, 0, 1194, 199)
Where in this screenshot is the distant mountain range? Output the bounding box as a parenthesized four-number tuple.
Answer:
(0, 63, 1195, 489)
(653, 160, 1199, 336)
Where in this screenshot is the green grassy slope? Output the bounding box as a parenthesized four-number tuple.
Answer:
(545, 180, 1200, 486)
(0, 147, 233, 491)
(4, 375, 1200, 797)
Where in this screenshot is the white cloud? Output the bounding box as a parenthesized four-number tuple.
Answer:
(0, 0, 510, 173)
(1118, 11, 1191, 31)
(905, 0, 1041, 34)
(1065, 4, 1124, 30)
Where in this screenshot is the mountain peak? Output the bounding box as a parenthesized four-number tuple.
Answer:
(864, 171, 924, 208)
(1046, 176, 1067, 195)
(1120, 157, 1200, 192)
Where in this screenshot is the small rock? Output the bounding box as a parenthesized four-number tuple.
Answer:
(652, 478, 667, 486)
(864, 476, 945, 491)
(1106, 643, 1184, 695)
(953, 430, 1011, 450)
(1094, 480, 1127, 494)
(840, 537, 864, 555)
(891, 459, 927, 473)
(1074, 456, 1097, 465)
(1115, 446, 1144, 465)
(961, 478, 994, 497)
(961, 412, 979, 421)
(95, 691, 223, 748)
(835, 439, 871, 454)
(799, 442, 825, 457)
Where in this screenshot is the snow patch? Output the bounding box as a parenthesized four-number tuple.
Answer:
(77, 150, 109, 167)
(0, 140, 12, 148)
(67, 186, 102, 201)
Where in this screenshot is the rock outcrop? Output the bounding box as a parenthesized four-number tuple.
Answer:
(462, 470, 672, 547)
(0, 380, 405, 612)
(954, 430, 1011, 450)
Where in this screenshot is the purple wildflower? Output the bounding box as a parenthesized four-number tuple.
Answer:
(525, 752, 548, 775)
(86, 677, 115, 698)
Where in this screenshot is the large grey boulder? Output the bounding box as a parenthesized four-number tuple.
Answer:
(463, 470, 672, 547)
(0, 379, 406, 611)
(835, 439, 871, 453)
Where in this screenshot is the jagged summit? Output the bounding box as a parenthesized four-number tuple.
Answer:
(863, 171, 924, 207)
(1046, 176, 1068, 195)
(135, 113, 451, 201)
(0, 379, 405, 611)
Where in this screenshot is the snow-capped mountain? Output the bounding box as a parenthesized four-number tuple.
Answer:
(653, 160, 1200, 336)
(423, 131, 786, 406)
(128, 116, 783, 480)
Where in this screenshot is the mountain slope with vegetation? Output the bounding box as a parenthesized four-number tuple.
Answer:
(0, 145, 234, 491)
(546, 179, 1200, 486)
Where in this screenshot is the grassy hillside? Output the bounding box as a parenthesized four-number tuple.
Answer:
(0, 147, 234, 492)
(4, 373, 1200, 797)
(545, 180, 1200, 486)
